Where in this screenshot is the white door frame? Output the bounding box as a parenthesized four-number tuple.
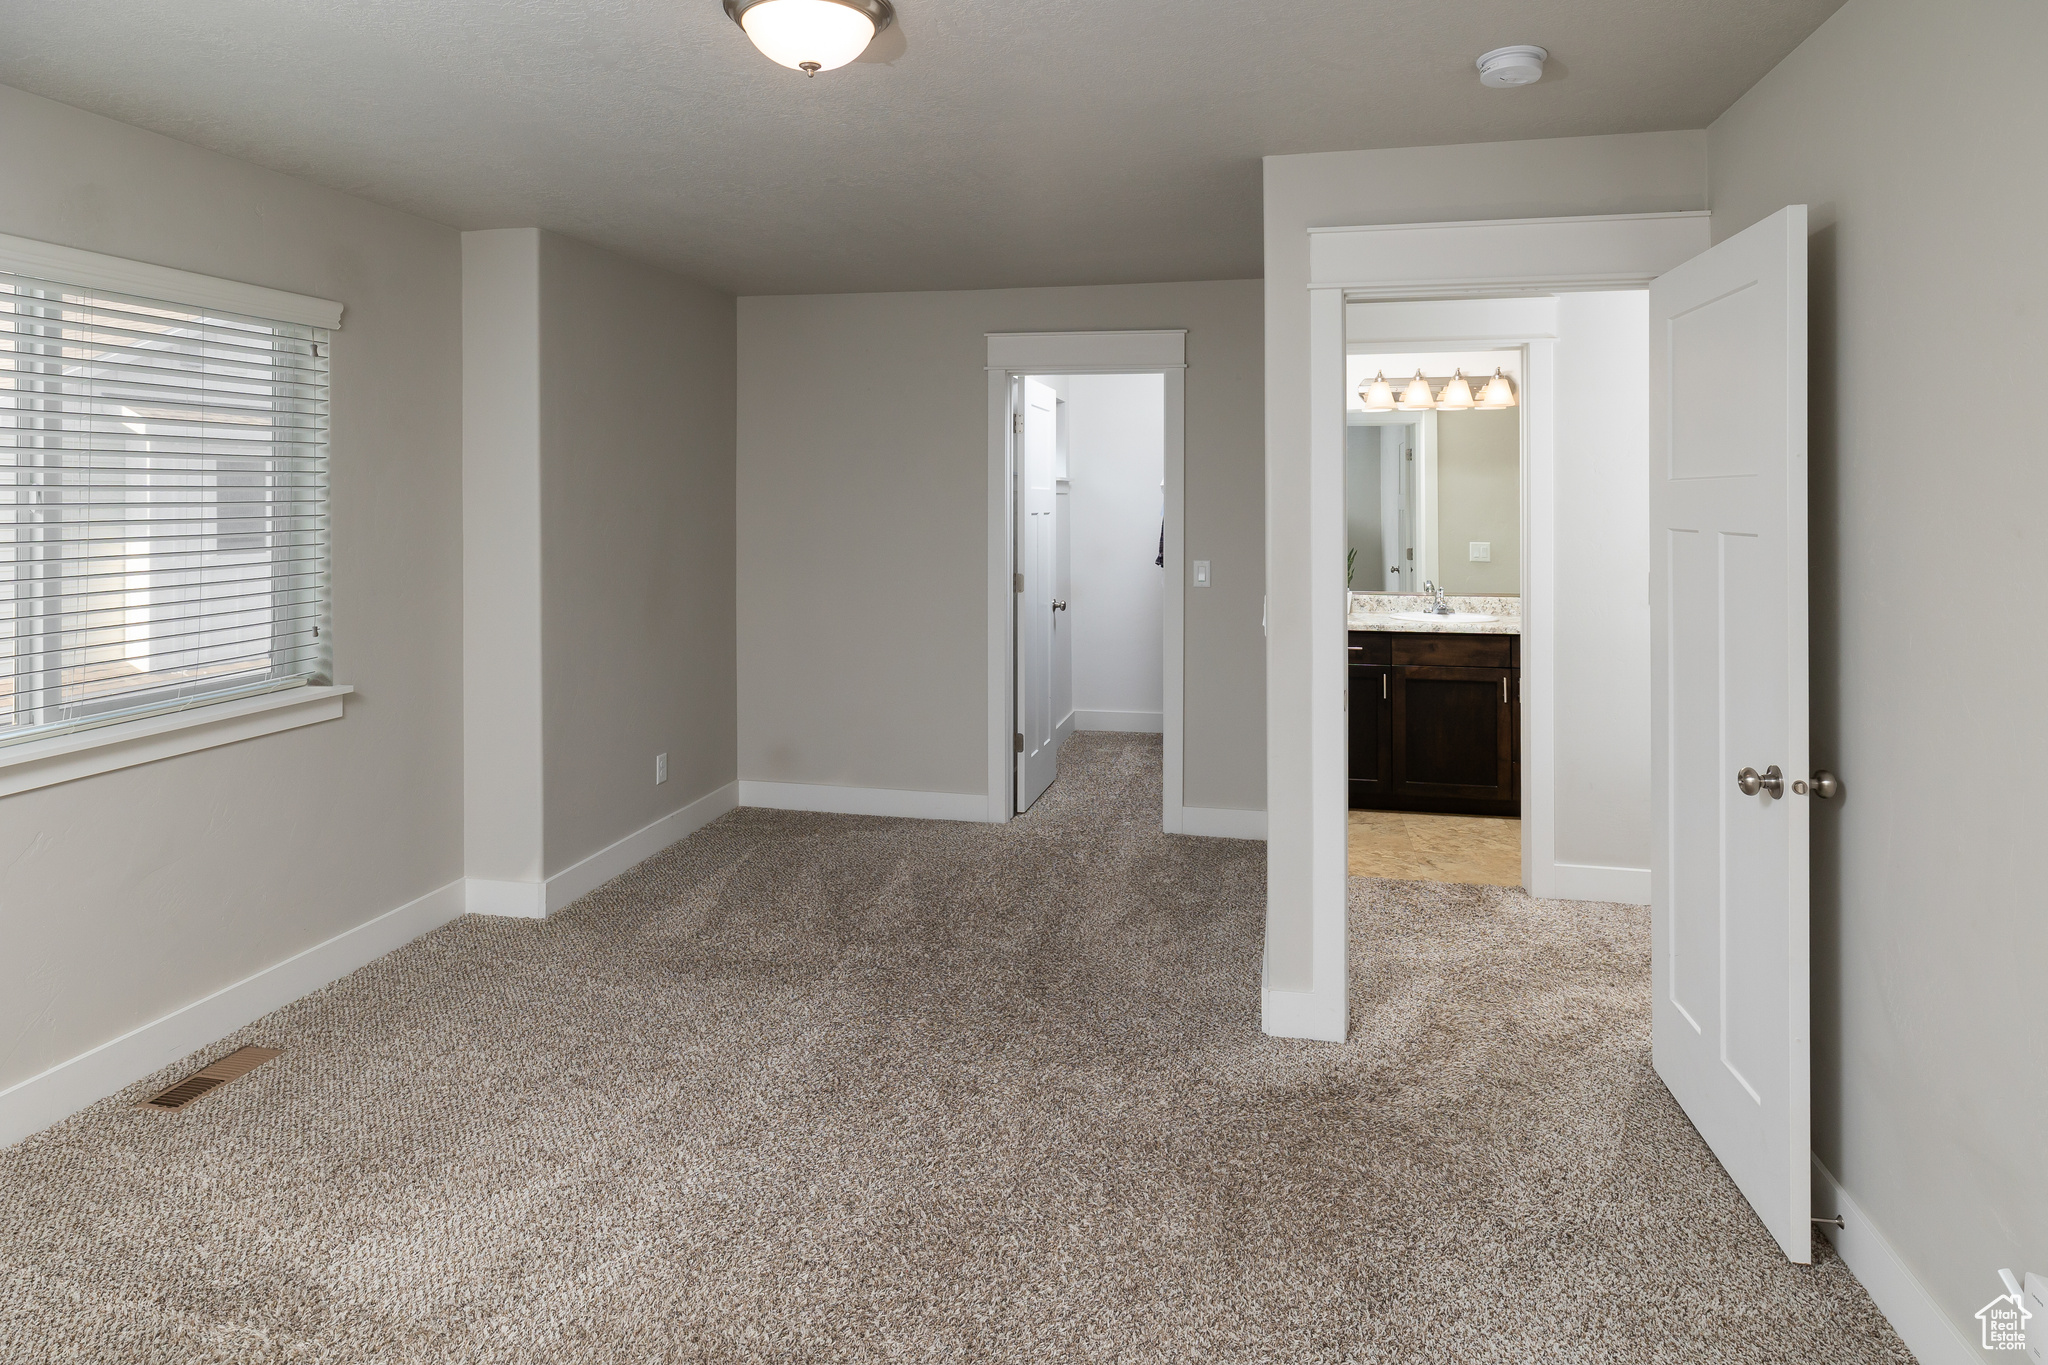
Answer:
(985, 331, 1188, 828)
(1271, 212, 1711, 1042)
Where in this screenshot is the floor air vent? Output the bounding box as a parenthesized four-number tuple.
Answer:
(140, 1046, 281, 1111)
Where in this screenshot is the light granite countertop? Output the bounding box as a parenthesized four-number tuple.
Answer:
(1348, 592, 1521, 635)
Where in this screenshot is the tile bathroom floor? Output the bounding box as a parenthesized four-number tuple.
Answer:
(1347, 810, 1522, 886)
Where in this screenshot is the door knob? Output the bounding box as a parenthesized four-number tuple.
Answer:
(1736, 765, 1784, 798)
(1051, 599, 1068, 612)
(1780, 770, 1843, 798)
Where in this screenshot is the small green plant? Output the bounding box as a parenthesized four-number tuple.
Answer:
(1346, 547, 1356, 588)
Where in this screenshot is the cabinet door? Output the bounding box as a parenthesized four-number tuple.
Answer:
(1391, 665, 1517, 812)
(1347, 665, 1393, 808)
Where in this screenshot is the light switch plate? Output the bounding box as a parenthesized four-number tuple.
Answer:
(655, 752, 668, 785)
(1192, 560, 1211, 587)
(1469, 541, 1491, 562)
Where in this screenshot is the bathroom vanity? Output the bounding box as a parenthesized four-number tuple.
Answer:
(1347, 594, 1520, 817)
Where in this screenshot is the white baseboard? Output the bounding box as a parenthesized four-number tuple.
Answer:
(465, 877, 546, 919)
(1074, 709, 1164, 734)
(1260, 984, 1346, 1042)
(1550, 861, 1651, 904)
(543, 780, 738, 914)
(0, 877, 466, 1149)
(1180, 805, 1268, 841)
(738, 780, 991, 823)
(1812, 1155, 1979, 1365)
(1055, 710, 1077, 750)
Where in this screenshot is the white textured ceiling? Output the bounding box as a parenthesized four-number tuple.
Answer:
(0, 0, 1841, 295)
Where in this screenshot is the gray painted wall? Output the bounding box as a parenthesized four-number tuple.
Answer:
(1709, 0, 2048, 1333)
(737, 280, 1264, 811)
(462, 229, 545, 887)
(0, 83, 464, 1093)
(539, 231, 737, 874)
(1433, 409, 1519, 596)
(1261, 131, 1709, 990)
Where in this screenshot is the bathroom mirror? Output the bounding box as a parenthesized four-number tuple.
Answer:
(1345, 352, 1522, 596)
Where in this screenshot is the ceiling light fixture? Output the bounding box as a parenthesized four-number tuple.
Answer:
(1475, 45, 1548, 88)
(1396, 371, 1436, 411)
(1476, 368, 1519, 409)
(1358, 371, 1396, 411)
(725, 0, 894, 76)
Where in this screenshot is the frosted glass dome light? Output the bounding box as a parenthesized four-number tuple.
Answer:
(726, 0, 894, 76)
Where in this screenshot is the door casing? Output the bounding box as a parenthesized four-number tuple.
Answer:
(1278, 213, 1713, 1043)
(984, 331, 1188, 828)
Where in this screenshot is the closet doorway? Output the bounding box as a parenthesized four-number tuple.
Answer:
(984, 331, 1188, 829)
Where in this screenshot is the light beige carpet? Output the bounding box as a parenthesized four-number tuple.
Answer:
(0, 734, 1907, 1363)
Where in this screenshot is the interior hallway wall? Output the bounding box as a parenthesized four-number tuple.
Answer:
(1065, 372, 1165, 733)
(1550, 291, 1651, 878)
(737, 280, 1263, 813)
(0, 82, 463, 1095)
(1708, 0, 2048, 1339)
(538, 231, 737, 877)
(1261, 131, 1709, 992)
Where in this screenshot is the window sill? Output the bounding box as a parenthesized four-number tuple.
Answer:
(0, 685, 354, 799)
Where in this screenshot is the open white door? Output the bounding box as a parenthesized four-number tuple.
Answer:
(1650, 205, 1811, 1262)
(1015, 377, 1059, 813)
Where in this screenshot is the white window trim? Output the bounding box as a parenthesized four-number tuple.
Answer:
(0, 684, 351, 799)
(0, 235, 349, 797)
(0, 230, 342, 329)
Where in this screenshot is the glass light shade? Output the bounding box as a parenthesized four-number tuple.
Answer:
(1436, 369, 1475, 410)
(1477, 368, 1518, 408)
(1396, 371, 1436, 410)
(1358, 370, 1396, 411)
(740, 0, 877, 73)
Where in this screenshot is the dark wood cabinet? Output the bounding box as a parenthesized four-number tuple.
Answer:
(1348, 630, 1520, 816)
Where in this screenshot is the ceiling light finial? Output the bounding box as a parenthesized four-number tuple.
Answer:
(726, 0, 895, 76)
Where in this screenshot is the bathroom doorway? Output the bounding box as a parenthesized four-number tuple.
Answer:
(1345, 350, 1525, 887)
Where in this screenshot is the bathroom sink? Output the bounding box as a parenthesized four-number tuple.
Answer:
(1390, 611, 1496, 624)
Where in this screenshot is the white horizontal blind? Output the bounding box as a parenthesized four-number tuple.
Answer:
(0, 266, 330, 747)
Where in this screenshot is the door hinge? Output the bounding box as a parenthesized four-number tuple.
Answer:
(1015, 572, 1024, 593)
(1015, 732, 1024, 753)
(1014, 410, 1025, 434)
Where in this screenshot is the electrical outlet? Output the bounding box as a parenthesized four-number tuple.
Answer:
(1192, 559, 1211, 587)
(655, 753, 668, 786)
(1469, 541, 1491, 562)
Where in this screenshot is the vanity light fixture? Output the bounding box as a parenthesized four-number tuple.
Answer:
(1395, 371, 1436, 411)
(1435, 370, 1476, 410)
(725, 0, 894, 76)
(1476, 368, 1519, 409)
(1358, 371, 1397, 411)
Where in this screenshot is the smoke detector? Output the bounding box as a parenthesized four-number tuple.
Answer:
(1476, 45, 1548, 87)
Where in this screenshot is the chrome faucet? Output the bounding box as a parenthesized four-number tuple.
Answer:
(1421, 580, 1451, 615)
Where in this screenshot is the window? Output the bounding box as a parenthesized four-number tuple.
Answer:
(0, 263, 330, 747)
